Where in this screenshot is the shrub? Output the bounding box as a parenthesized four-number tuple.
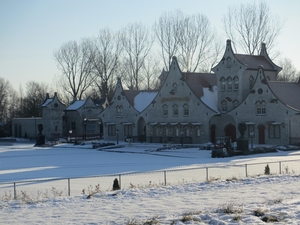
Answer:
(217, 202, 243, 214)
(254, 208, 268, 217)
(265, 164, 270, 175)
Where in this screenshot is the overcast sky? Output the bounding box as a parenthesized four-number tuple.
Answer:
(1, 0, 299, 91)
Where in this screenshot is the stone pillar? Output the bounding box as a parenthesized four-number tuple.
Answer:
(236, 122, 249, 154)
(35, 123, 45, 146)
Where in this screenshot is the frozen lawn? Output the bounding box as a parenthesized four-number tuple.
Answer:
(1, 141, 300, 224)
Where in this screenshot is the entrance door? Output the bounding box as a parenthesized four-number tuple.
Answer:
(258, 124, 265, 144)
(225, 124, 236, 142)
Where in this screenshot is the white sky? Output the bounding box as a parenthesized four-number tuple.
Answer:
(1, 0, 299, 91)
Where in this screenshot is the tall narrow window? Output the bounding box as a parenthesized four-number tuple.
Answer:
(249, 76, 254, 89)
(162, 104, 168, 117)
(227, 77, 232, 90)
(269, 124, 280, 138)
(116, 106, 123, 117)
(234, 76, 239, 90)
(183, 104, 189, 116)
(220, 77, 226, 91)
(172, 83, 177, 93)
(221, 100, 227, 112)
(108, 125, 116, 136)
(173, 104, 178, 117)
(124, 125, 132, 136)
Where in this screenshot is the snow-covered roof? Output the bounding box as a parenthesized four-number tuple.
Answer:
(201, 86, 219, 113)
(134, 91, 158, 112)
(66, 100, 86, 111)
(41, 98, 53, 107)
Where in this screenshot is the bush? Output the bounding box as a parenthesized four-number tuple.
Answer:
(265, 164, 270, 175)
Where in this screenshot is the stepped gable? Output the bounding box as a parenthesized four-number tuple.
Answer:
(234, 54, 275, 70)
(268, 81, 300, 111)
(184, 72, 217, 99)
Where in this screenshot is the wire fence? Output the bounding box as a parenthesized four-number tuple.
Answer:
(1, 158, 299, 199)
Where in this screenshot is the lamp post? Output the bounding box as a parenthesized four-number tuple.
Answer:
(180, 130, 184, 148)
(69, 130, 72, 142)
(116, 129, 119, 145)
(250, 131, 254, 150)
(98, 121, 102, 139)
(83, 118, 87, 140)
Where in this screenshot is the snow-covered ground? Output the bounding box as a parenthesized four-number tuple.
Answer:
(1, 141, 300, 224)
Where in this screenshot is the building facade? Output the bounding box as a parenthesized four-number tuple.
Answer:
(99, 40, 300, 145)
(12, 40, 300, 146)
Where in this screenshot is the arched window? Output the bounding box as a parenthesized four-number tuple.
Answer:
(226, 57, 232, 67)
(234, 76, 239, 90)
(269, 124, 280, 138)
(221, 100, 227, 112)
(249, 76, 254, 89)
(172, 83, 177, 93)
(172, 104, 178, 116)
(256, 101, 266, 115)
(233, 100, 239, 108)
(227, 77, 232, 90)
(220, 77, 226, 91)
(162, 104, 168, 117)
(183, 104, 189, 116)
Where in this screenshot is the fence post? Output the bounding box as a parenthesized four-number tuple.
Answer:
(245, 164, 248, 177)
(14, 182, 16, 200)
(68, 178, 70, 196)
(206, 167, 208, 182)
(119, 174, 121, 189)
(164, 171, 166, 186)
(279, 161, 281, 174)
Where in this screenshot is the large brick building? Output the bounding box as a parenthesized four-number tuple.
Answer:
(99, 40, 300, 145)
(12, 40, 300, 145)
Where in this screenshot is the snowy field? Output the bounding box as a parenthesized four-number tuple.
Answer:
(1, 141, 300, 224)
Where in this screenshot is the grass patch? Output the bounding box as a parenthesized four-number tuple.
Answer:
(217, 202, 243, 214)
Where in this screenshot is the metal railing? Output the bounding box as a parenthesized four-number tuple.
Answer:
(1, 158, 299, 199)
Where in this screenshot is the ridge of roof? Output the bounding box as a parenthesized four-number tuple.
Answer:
(268, 81, 300, 111)
(234, 54, 275, 70)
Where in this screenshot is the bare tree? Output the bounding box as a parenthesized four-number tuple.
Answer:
(91, 28, 123, 100)
(0, 78, 15, 122)
(121, 23, 154, 90)
(277, 58, 300, 82)
(54, 39, 96, 100)
(223, 1, 284, 56)
(154, 10, 181, 70)
(154, 10, 220, 72)
(141, 55, 161, 90)
(177, 13, 214, 72)
(21, 81, 51, 117)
